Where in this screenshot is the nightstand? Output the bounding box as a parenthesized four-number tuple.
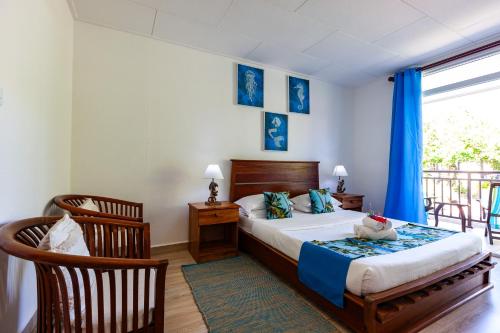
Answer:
(332, 193, 364, 212)
(188, 202, 240, 263)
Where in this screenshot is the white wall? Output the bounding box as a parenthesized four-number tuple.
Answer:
(348, 78, 393, 213)
(72, 22, 353, 246)
(0, 0, 74, 331)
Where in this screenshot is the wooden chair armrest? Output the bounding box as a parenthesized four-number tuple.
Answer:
(3, 246, 168, 269)
(54, 195, 144, 222)
(55, 194, 142, 207)
(64, 208, 143, 222)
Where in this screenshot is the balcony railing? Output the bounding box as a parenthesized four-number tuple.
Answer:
(423, 170, 500, 225)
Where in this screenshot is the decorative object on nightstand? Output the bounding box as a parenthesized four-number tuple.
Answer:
(188, 202, 240, 263)
(204, 164, 224, 206)
(333, 165, 348, 193)
(332, 193, 364, 212)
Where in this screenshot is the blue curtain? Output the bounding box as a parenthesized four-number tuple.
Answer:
(384, 68, 426, 224)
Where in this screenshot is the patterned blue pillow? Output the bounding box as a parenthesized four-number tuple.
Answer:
(264, 192, 293, 219)
(309, 188, 335, 214)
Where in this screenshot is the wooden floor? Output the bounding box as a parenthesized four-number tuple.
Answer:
(157, 249, 499, 333)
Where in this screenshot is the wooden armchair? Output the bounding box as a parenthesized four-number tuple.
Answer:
(0, 216, 168, 333)
(54, 195, 143, 222)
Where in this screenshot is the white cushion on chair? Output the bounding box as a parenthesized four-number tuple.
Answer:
(38, 214, 94, 317)
(38, 214, 89, 255)
(79, 269, 156, 332)
(79, 198, 100, 212)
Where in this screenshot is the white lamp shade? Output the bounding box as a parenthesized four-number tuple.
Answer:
(333, 165, 348, 177)
(204, 164, 224, 180)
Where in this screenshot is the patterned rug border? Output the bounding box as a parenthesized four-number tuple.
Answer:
(182, 264, 212, 331)
(182, 256, 242, 332)
(181, 254, 340, 333)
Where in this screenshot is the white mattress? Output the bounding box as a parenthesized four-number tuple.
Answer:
(240, 210, 482, 296)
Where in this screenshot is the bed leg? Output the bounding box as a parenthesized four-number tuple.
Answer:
(363, 299, 378, 333)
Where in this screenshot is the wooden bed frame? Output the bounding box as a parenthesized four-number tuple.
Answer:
(230, 159, 495, 333)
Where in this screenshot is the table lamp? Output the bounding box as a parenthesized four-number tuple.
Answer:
(333, 165, 348, 193)
(204, 164, 224, 205)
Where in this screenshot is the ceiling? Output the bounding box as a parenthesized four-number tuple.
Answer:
(68, 0, 500, 87)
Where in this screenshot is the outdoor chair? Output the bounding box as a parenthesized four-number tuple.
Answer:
(486, 182, 500, 244)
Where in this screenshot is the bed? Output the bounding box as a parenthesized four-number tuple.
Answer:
(230, 159, 494, 333)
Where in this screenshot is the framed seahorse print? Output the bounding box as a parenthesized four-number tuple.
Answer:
(288, 76, 310, 114)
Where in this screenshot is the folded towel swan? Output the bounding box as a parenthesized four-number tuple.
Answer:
(362, 215, 393, 231)
(354, 215, 397, 240)
(353, 224, 398, 241)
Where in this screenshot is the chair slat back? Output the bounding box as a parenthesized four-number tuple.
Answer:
(54, 195, 144, 223)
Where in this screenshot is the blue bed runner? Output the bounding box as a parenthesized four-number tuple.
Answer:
(297, 223, 458, 308)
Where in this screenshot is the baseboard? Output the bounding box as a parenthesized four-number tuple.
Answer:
(151, 241, 188, 257)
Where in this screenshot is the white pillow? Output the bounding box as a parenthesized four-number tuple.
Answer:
(38, 214, 94, 316)
(290, 193, 342, 213)
(235, 194, 266, 216)
(79, 198, 100, 212)
(290, 193, 312, 213)
(247, 209, 268, 219)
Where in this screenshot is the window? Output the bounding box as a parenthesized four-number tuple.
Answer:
(422, 53, 500, 223)
(422, 53, 500, 171)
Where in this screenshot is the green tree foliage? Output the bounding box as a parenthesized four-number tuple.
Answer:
(423, 110, 500, 170)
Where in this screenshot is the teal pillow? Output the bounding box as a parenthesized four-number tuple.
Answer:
(264, 192, 293, 219)
(309, 188, 335, 214)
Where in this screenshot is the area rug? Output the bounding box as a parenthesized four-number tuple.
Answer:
(182, 255, 340, 333)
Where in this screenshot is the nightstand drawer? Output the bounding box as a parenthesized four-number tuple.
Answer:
(198, 209, 239, 225)
(341, 198, 362, 209)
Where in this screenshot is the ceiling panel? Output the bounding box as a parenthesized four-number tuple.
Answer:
(297, 0, 425, 42)
(246, 42, 331, 75)
(304, 31, 397, 68)
(264, 0, 308, 12)
(132, 0, 232, 26)
(404, 0, 500, 32)
(456, 16, 500, 42)
(362, 56, 416, 77)
(219, 0, 334, 52)
(73, 0, 156, 35)
(153, 11, 261, 58)
(375, 18, 469, 59)
(314, 64, 377, 88)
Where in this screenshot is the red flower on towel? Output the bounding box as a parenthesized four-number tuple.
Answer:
(369, 214, 388, 224)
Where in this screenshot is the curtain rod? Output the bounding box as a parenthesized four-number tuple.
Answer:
(387, 39, 500, 82)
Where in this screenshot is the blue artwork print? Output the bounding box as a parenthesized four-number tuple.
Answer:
(288, 76, 310, 114)
(237, 64, 264, 107)
(264, 112, 288, 151)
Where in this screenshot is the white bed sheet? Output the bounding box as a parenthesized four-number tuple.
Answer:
(241, 210, 482, 296)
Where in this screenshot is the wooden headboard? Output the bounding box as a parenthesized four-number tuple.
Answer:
(229, 160, 320, 201)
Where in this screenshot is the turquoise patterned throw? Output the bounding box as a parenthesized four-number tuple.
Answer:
(264, 192, 293, 219)
(309, 188, 335, 214)
(298, 223, 458, 309)
(311, 223, 458, 258)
